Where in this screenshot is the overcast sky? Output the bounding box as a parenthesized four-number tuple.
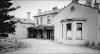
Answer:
(9, 0, 100, 19)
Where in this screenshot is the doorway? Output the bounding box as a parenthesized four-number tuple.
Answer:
(47, 30, 51, 39)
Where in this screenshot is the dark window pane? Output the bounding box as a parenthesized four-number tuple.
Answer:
(67, 23, 71, 31)
(40, 17, 43, 23)
(77, 23, 82, 31)
(36, 18, 38, 24)
(47, 16, 50, 24)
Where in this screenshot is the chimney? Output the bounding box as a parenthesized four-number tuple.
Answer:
(26, 12, 31, 19)
(52, 7, 58, 11)
(72, 0, 79, 3)
(38, 9, 42, 13)
(94, 0, 100, 9)
(86, 0, 92, 7)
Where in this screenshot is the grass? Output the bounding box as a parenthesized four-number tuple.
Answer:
(0, 38, 27, 53)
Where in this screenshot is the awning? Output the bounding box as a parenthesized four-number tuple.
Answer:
(36, 25, 54, 30)
(61, 18, 87, 23)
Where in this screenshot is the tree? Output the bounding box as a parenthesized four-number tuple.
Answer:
(0, 0, 20, 34)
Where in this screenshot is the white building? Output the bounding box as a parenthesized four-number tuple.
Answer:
(54, 0, 100, 45)
(34, 7, 62, 39)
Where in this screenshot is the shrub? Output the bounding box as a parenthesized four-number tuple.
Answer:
(84, 41, 90, 46)
(95, 42, 100, 50)
(89, 41, 95, 48)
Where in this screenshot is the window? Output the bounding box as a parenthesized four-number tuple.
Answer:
(76, 23, 83, 40)
(40, 17, 43, 23)
(47, 16, 50, 24)
(66, 23, 72, 40)
(36, 18, 39, 25)
(77, 23, 82, 31)
(67, 23, 72, 31)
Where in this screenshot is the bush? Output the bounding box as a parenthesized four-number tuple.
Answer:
(95, 42, 100, 50)
(83, 41, 100, 50)
(84, 41, 90, 46)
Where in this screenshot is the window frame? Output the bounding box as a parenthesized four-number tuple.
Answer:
(40, 17, 43, 23)
(76, 22, 83, 40)
(36, 18, 39, 25)
(66, 23, 72, 40)
(47, 16, 50, 24)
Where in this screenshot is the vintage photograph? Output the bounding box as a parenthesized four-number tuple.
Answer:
(0, 0, 100, 54)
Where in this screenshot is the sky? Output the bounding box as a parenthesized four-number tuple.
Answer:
(9, 0, 100, 20)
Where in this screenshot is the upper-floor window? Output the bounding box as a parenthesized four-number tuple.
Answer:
(67, 23, 72, 31)
(36, 18, 39, 25)
(40, 17, 43, 23)
(47, 16, 50, 24)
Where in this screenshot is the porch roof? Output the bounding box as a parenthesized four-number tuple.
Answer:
(61, 18, 87, 23)
(36, 25, 54, 30)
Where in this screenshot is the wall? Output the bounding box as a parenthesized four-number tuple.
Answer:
(98, 13, 100, 42)
(34, 13, 56, 26)
(14, 23, 33, 39)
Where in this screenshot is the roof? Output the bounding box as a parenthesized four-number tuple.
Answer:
(34, 8, 63, 17)
(6, 17, 35, 25)
(34, 2, 100, 17)
(19, 18, 35, 25)
(58, 2, 100, 15)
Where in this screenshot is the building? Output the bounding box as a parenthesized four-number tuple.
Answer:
(34, 7, 62, 39)
(8, 17, 35, 39)
(54, 0, 100, 45)
(8, 12, 35, 39)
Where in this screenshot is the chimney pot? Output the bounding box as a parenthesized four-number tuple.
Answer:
(27, 12, 31, 19)
(94, 0, 100, 9)
(38, 9, 42, 13)
(86, 0, 92, 7)
(72, 0, 79, 3)
(52, 7, 58, 10)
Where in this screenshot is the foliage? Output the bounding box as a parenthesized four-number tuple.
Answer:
(83, 41, 100, 50)
(0, 0, 20, 33)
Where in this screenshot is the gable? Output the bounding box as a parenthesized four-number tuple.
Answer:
(54, 3, 98, 23)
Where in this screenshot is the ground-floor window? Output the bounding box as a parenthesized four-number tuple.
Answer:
(66, 23, 72, 40)
(76, 23, 83, 40)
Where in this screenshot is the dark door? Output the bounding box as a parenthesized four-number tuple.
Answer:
(47, 30, 50, 39)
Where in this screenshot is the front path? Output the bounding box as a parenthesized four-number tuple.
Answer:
(2, 39, 100, 54)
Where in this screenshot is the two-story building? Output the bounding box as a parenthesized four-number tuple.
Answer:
(34, 7, 62, 39)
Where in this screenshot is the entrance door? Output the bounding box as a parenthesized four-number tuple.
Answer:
(47, 30, 50, 39)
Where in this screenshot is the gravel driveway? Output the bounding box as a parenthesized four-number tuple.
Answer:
(2, 38, 100, 54)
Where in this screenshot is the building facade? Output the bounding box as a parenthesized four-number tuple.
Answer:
(8, 18, 35, 39)
(34, 7, 62, 39)
(54, 0, 100, 45)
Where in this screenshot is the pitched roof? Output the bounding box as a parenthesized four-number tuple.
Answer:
(58, 2, 99, 14)
(34, 8, 63, 17)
